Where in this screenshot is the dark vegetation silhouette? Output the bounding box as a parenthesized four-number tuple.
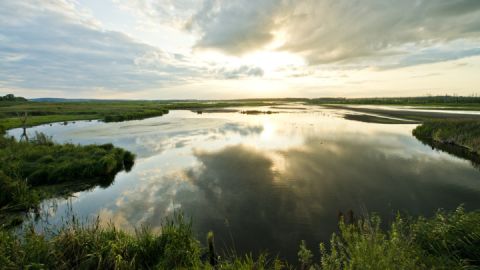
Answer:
(0, 94, 27, 102)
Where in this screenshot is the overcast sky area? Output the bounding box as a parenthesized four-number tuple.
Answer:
(1, 0, 480, 99)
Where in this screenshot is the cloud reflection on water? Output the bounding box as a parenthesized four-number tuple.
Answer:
(14, 109, 480, 261)
(97, 135, 480, 260)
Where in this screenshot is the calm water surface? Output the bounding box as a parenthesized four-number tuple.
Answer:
(8, 105, 480, 261)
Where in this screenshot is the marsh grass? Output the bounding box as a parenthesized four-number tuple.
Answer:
(316, 207, 480, 270)
(413, 120, 480, 154)
(0, 214, 202, 269)
(0, 99, 280, 130)
(0, 213, 288, 270)
(308, 96, 480, 109)
(0, 133, 135, 214)
(0, 208, 479, 269)
(103, 109, 169, 122)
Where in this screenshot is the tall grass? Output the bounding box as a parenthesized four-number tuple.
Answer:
(413, 120, 480, 154)
(0, 213, 286, 269)
(1, 208, 478, 269)
(0, 214, 201, 269)
(316, 207, 480, 270)
(0, 133, 135, 212)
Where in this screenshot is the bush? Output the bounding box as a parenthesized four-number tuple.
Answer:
(319, 216, 421, 270)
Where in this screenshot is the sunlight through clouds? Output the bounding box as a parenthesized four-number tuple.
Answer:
(0, 0, 479, 98)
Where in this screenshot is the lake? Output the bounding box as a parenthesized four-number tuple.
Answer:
(8, 105, 480, 261)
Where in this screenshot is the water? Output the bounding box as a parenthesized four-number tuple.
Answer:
(8, 105, 480, 261)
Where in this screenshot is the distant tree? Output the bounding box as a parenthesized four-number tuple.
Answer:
(0, 94, 27, 102)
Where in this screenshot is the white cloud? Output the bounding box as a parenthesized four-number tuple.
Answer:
(1, 0, 480, 98)
(0, 0, 266, 95)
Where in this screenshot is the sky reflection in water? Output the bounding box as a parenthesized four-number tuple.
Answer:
(9, 106, 480, 261)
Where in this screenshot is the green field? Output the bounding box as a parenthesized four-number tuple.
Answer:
(0, 97, 282, 130)
(3, 95, 480, 130)
(308, 96, 480, 110)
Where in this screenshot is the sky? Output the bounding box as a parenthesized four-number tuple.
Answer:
(0, 0, 479, 99)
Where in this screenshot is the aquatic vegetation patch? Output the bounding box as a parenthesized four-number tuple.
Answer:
(413, 120, 480, 154)
(0, 132, 135, 214)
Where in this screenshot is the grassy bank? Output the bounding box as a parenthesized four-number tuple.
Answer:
(413, 120, 480, 155)
(0, 100, 171, 129)
(309, 96, 480, 110)
(0, 207, 478, 269)
(103, 109, 169, 122)
(0, 132, 135, 214)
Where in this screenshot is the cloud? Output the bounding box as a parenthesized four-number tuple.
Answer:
(2, 0, 480, 97)
(214, 65, 264, 79)
(187, 0, 287, 55)
(113, 0, 199, 28)
(187, 0, 480, 66)
(0, 0, 202, 93)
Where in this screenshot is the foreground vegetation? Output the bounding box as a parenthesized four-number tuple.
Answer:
(0, 207, 478, 269)
(0, 130, 135, 215)
(413, 120, 480, 155)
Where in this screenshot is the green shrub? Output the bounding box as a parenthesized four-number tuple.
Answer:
(319, 216, 422, 270)
(412, 207, 480, 267)
(318, 208, 480, 270)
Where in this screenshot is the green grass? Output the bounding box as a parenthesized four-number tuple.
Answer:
(0, 101, 172, 129)
(0, 99, 281, 130)
(308, 96, 480, 110)
(0, 213, 285, 270)
(316, 207, 480, 270)
(413, 120, 480, 154)
(103, 109, 169, 122)
(0, 133, 135, 214)
(0, 208, 478, 269)
(0, 114, 99, 130)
